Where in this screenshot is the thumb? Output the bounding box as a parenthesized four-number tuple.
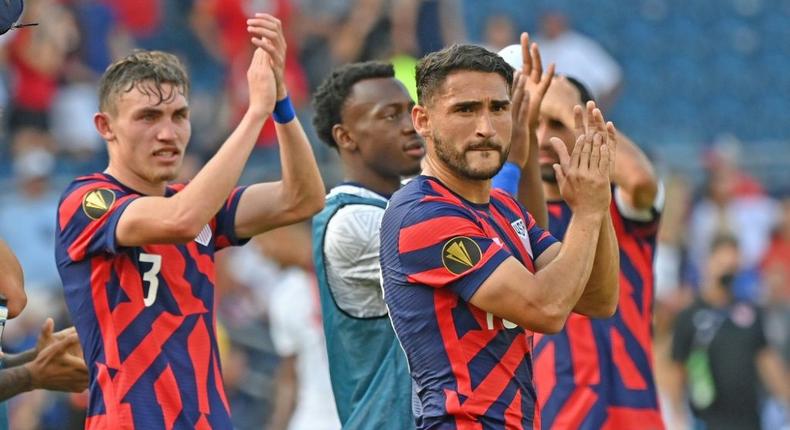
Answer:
(40, 318, 54, 341)
(553, 163, 566, 184)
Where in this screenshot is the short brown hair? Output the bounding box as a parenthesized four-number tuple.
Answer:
(416, 44, 513, 106)
(98, 50, 190, 114)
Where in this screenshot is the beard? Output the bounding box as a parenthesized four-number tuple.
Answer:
(540, 164, 558, 183)
(433, 132, 508, 180)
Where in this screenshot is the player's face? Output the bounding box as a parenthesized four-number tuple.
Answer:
(422, 71, 511, 180)
(107, 82, 191, 185)
(537, 78, 581, 183)
(343, 77, 424, 178)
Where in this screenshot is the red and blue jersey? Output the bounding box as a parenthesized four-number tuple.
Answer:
(55, 173, 248, 430)
(380, 176, 558, 429)
(533, 191, 664, 430)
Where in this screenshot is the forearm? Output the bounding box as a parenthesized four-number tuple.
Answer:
(535, 214, 602, 317)
(758, 349, 790, 405)
(1, 348, 37, 368)
(611, 133, 657, 210)
(0, 239, 26, 318)
(172, 111, 266, 226)
(268, 357, 298, 430)
(276, 118, 325, 214)
(666, 362, 690, 427)
(0, 366, 33, 401)
(517, 135, 548, 229)
(574, 211, 619, 317)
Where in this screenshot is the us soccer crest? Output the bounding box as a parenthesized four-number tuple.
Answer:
(442, 236, 482, 275)
(82, 188, 116, 220)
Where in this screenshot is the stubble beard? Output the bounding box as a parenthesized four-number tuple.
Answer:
(432, 132, 508, 181)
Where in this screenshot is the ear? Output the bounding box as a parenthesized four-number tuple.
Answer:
(412, 104, 431, 139)
(332, 124, 357, 151)
(94, 112, 115, 142)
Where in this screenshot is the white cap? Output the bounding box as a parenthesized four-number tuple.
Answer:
(498, 44, 523, 72)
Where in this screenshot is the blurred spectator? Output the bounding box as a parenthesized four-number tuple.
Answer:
(535, 10, 622, 109)
(762, 197, 790, 299)
(668, 235, 790, 430)
(390, 0, 465, 57)
(5, 0, 78, 145)
(0, 148, 60, 295)
(295, 0, 390, 92)
(481, 13, 517, 52)
(260, 223, 340, 430)
(214, 244, 280, 430)
(687, 155, 779, 299)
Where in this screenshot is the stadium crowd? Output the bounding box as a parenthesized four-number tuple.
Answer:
(0, 0, 788, 429)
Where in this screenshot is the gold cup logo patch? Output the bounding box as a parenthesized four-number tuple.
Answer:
(82, 188, 116, 220)
(442, 236, 482, 275)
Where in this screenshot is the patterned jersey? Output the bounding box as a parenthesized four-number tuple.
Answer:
(380, 176, 558, 429)
(533, 187, 664, 430)
(55, 173, 248, 430)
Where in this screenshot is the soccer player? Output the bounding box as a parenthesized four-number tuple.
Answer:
(310, 61, 424, 429)
(500, 46, 664, 429)
(54, 14, 324, 429)
(379, 44, 619, 429)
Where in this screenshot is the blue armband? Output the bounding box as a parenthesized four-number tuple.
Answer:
(272, 95, 296, 124)
(491, 161, 521, 197)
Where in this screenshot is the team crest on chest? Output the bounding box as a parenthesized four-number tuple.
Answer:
(511, 219, 528, 239)
(442, 236, 482, 275)
(82, 188, 116, 220)
(511, 218, 534, 258)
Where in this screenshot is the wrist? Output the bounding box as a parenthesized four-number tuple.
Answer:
(272, 95, 296, 124)
(572, 210, 605, 225)
(20, 363, 36, 391)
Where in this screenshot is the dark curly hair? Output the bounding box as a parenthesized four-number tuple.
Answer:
(312, 61, 395, 148)
(416, 44, 513, 106)
(99, 50, 190, 115)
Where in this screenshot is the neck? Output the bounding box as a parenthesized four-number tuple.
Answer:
(342, 157, 401, 197)
(702, 282, 731, 308)
(105, 160, 167, 196)
(542, 180, 561, 201)
(422, 155, 490, 204)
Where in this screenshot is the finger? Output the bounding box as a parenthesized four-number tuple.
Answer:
(550, 137, 571, 170)
(579, 133, 593, 171)
(537, 63, 556, 98)
(520, 32, 531, 74)
(252, 39, 282, 65)
(511, 71, 523, 101)
(530, 42, 543, 82)
(40, 318, 54, 340)
(592, 108, 606, 134)
(573, 105, 585, 140)
(519, 85, 531, 122)
(606, 121, 617, 173)
(599, 142, 610, 176)
(585, 101, 596, 130)
(247, 26, 280, 40)
(590, 132, 602, 170)
(553, 163, 566, 185)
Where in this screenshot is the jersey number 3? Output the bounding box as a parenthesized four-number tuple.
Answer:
(139, 253, 162, 307)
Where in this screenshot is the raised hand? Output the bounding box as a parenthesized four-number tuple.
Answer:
(26, 331, 88, 393)
(519, 32, 555, 129)
(35, 319, 82, 359)
(508, 71, 531, 167)
(246, 47, 277, 119)
(508, 33, 555, 168)
(551, 102, 613, 217)
(247, 13, 288, 100)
